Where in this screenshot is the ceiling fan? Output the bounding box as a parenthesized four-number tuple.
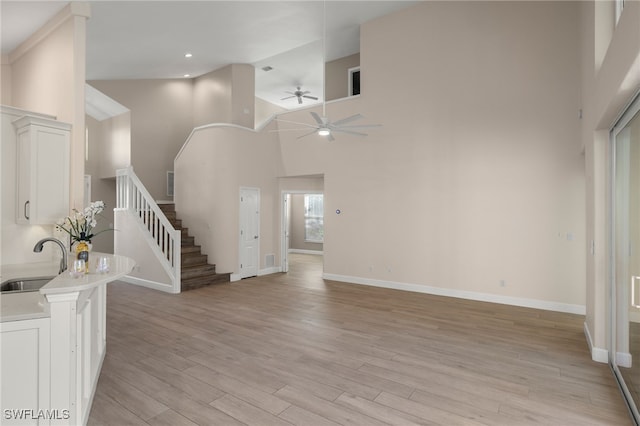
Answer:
(275, 1, 381, 141)
(277, 112, 380, 141)
(281, 86, 318, 104)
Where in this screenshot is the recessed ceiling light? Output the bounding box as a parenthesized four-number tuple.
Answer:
(185, 53, 193, 58)
(183, 74, 191, 78)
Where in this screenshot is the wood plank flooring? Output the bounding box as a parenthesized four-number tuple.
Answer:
(88, 253, 631, 425)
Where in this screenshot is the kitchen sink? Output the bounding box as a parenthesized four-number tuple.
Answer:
(1, 276, 55, 293)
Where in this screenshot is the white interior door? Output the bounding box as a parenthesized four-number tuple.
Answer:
(239, 187, 260, 278)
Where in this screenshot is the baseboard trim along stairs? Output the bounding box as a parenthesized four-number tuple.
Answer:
(159, 203, 230, 291)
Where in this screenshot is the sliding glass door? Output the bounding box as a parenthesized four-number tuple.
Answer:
(612, 93, 640, 422)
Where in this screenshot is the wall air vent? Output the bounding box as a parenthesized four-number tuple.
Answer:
(167, 171, 174, 197)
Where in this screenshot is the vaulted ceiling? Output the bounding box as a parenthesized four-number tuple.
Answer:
(1, 1, 417, 109)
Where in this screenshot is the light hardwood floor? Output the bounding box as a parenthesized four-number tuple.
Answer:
(88, 253, 631, 425)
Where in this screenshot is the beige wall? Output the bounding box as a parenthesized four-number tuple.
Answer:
(255, 97, 286, 129)
(175, 122, 283, 274)
(8, 3, 89, 213)
(310, 1, 581, 307)
(1, 4, 89, 267)
(91, 64, 256, 201)
(193, 65, 232, 126)
(85, 115, 117, 254)
(98, 112, 131, 179)
(193, 64, 255, 128)
(326, 53, 359, 101)
(1, 59, 12, 104)
(175, 1, 587, 314)
(581, 0, 640, 360)
(89, 79, 194, 201)
(230, 64, 255, 128)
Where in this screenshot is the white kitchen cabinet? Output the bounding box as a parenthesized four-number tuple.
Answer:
(0, 317, 51, 425)
(13, 116, 71, 225)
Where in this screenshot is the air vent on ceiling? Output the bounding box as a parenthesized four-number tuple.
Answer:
(261, 66, 273, 72)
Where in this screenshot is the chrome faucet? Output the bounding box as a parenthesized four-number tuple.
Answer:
(33, 237, 68, 274)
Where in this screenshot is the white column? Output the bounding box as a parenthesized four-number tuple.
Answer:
(45, 292, 80, 425)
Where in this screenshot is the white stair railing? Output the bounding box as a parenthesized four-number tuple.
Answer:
(116, 167, 181, 292)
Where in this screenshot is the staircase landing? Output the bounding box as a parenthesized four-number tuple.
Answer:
(159, 203, 231, 291)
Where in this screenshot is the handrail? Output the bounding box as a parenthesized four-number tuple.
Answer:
(116, 166, 181, 293)
(175, 115, 277, 163)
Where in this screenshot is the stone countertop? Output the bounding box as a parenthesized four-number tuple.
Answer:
(1, 253, 135, 322)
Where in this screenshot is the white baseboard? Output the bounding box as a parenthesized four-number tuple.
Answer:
(289, 249, 323, 255)
(230, 266, 282, 282)
(121, 275, 179, 294)
(259, 266, 282, 276)
(322, 273, 586, 315)
(630, 310, 640, 324)
(584, 321, 609, 363)
(617, 351, 633, 368)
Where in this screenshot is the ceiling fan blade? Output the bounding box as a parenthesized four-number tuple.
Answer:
(310, 111, 324, 126)
(332, 128, 368, 137)
(331, 113, 364, 127)
(301, 91, 311, 95)
(303, 95, 318, 100)
(268, 128, 315, 133)
(296, 129, 320, 140)
(281, 95, 296, 100)
(275, 118, 318, 129)
(336, 123, 382, 129)
(327, 133, 335, 141)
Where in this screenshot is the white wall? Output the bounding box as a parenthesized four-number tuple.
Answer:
(114, 209, 172, 288)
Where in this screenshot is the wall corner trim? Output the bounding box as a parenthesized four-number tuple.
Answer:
(584, 321, 609, 363)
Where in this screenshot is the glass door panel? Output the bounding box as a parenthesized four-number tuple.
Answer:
(612, 96, 640, 421)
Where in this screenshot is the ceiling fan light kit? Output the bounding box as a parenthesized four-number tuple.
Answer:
(275, 0, 381, 141)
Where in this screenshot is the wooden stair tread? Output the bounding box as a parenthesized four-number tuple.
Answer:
(158, 203, 229, 291)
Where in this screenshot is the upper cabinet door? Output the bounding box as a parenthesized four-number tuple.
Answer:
(14, 116, 71, 225)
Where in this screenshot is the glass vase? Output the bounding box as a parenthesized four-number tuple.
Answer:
(75, 240, 90, 273)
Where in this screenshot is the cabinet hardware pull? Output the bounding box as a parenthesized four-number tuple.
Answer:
(24, 200, 30, 220)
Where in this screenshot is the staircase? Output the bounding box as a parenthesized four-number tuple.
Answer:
(159, 203, 231, 291)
